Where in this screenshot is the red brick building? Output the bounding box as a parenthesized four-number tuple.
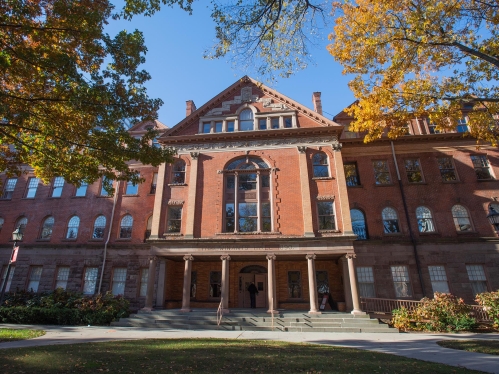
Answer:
(1, 77, 498, 313)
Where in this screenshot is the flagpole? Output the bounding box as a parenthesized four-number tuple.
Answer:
(0, 227, 23, 305)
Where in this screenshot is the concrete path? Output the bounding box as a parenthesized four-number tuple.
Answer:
(0, 324, 498, 373)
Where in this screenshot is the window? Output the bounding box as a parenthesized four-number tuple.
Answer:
(40, 216, 54, 239)
(470, 155, 494, 180)
(55, 267, 70, 290)
(16, 216, 28, 235)
(317, 201, 335, 230)
(428, 266, 450, 294)
(316, 271, 329, 294)
(209, 271, 221, 298)
(225, 203, 235, 232)
(405, 159, 423, 183)
(239, 109, 254, 131)
(120, 215, 133, 238)
(427, 121, 440, 134)
(167, 206, 182, 233)
(27, 266, 42, 292)
(66, 216, 80, 239)
(452, 205, 472, 231)
(287, 271, 302, 298)
(190, 271, 197, 298)
(391, 266, 412, 298)
(215, 121, 222, 133)
(416, 206, 435, 233)
(456, 118, 469, 133)
(111, 268, 127, 295)
(466, 265, 488, 295)
(2, 178, 17, 199)
(125, 179, 139, 195)
(344, 162, 360, 186)
(1, 265, 15, 292)
(74, 182, 88, 197)
(150, 173, 158, 194)
(227, 121, 235, 132)
(202, 122, 211, 133)
(100, 177, 113, 196)
(271, 117, 279, 129)
(25, 177, 40, 198)
(350, 209, 367, 240)
(172, 160, 186, 184)
(83, 267, 98, 295)
(312, 152, 329, 178)
(145, 215, 152, 240)
(258, 118, 267, 130)
(437, 157, 458, 182)
(93, 215, 106, 239)
(284, 117, 292, 128)
(382, 207, 400, 233)
(489, 203, 499, 232)
(152, 137, 160, 148)
(139, 268, 149, 297)
(239, 203, 257, 232)
(51, 177, 64, 197)
(373, 160, 391, 184)
(0, 217, 3, 231)
(356, 267, 375, 297)
(261, 202, 271, 232)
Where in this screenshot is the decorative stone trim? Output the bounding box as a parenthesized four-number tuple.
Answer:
(167, 200, 184, 205)
(215, 231, 282, 236)
(297, 146, 307, 153)
(168, 183, 187, 187)
(163, 233, 183, 236)
(318, 230, 341, 233)
(332, 143, 343, 151)
(190, 151, 200, 160)
(312, 177, 334, 181)
(317, 195, 335, 201)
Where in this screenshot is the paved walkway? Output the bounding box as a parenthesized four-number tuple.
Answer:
(0, 324, 498, 373)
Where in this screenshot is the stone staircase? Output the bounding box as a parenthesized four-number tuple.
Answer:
(112, 309, 398, 333)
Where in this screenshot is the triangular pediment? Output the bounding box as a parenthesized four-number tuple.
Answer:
(129, 119, 168, 133)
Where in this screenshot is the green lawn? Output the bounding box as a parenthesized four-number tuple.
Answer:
(0, 339, 480, 373)
(437, 339, 499, 356)
(0, 328, 45, 342)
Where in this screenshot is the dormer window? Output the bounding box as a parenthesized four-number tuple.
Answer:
(239, 109, 254, 131)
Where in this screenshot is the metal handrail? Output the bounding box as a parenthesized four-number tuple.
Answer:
(217, 298, 223, 326)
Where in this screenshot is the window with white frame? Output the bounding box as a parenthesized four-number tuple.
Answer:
(489, 203, 499, 232)
(437, 157, 458, 182)
(382, 207, 400, 233)
(391, 265, 413, 298)
(40, 216, 54, 239)
(224, 157, 271, 233)
(470, 155, 494, 180)
(202, 122, 211, 133)
(172, 160, 186, 184)
(83, 267, 98, 295)
(270, 117, 279, 129)
(150, 172, 158, 194)
(258, 118, 267, 130)
(227, 121, 235, 132)
(239, 109, 254, 131)
(284, 117, 292, 128)
(344, 162, 360, 186)
(466, 265, 488, 295)
(51, 177, 64, 197)
(27, 266, 42, 292)
(125, 179, 139, 195)
(312, 152, 330, 178)
(350, 209, 368, 240)
(25, 177, 40, 198)
(74, 182, 88, 197)
(66, 216, 80, 239)
(139, 268, 148, 297)
(120, 215, 133, 238)
(404, 159, 423, 183)
(428, 266, 450, 294)
(356, 267, 376, 297)
(1, 265, 15, 292)
(456, 118, 469, 133)
(317, 201, 335, 230)
(167, 207, 182, 233)
(2, 178, 17, 199)
(215, 121, 223, 133)
(373, 160, 391, 185)
(93, 215, 106, 239)
(416, 206, 435, 233)
(55, 267, 70, 290)
(0, 217, 3, 231)
(111, 268, 127, 295)
(16, 216, 28, 235)
(451, 205, 472, 231)
(100, 177, 113, 196)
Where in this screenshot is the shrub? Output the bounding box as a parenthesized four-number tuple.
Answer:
(392, 293, 477, 332)
(475, 291, 499, 328)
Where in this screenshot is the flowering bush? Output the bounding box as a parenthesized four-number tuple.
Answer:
(475, 291, 499, 328)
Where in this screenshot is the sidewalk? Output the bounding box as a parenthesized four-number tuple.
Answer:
(0, 324, 498, 373)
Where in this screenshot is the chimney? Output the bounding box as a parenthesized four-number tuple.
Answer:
(312, 92, 323, 116)
(186, 100, 196, 117)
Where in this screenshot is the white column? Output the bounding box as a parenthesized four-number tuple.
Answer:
(155, 258, 166, 308)
(306, 254, 321, 314)
(185, 152, 199, 239)
(150, 163, 167, 239)
(269, 168, 275, 232)
(181, 255, 194, 312)
(266, 254, 277, 313)
(234, 172, 238, 233)
(221, 255, 231, 313)
(346, 254, 364, 315)
(256, 171, 261, 232)
(297, 146, 315, 237)
(142, 256, 157, 311)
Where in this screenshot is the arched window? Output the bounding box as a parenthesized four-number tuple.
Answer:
(66, 216, 80, 238)
(452, 205, 472, 231)
(416, 206, 435, 233)
(224, 157, 271, 233)
(488, 203, 499, 232)
(239, 109, 254, 131)
(16, 216, 28, 235)
(40, 216, 54, 239)
(172, 160, 186, 184)
(145, 215, 153, 239)
(350, 209, 367, 240)
(93, 215, 106, 239)
(312, 152, 329, 178)
(120, 214, 133, 238)
(382, 207, 400, 233)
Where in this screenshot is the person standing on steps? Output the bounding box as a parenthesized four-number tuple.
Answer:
(247, 281, 258, 308)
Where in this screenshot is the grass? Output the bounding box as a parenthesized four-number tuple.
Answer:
(0, 328, 45, 342)
(437, 339, 499, 356)
(0, 338, 481, 373)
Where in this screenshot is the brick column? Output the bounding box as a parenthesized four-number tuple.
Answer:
(346, 254, 364, 315)
(181, 255, 194, 312)
(142, 256, 157, 311)
(297, 146, 315, 237)
(266, 254, 277, 313)
(332, 143, 354, 235)
(150, 163, 167, 239)
(185, 152, 199, 239)
(220, 255, 231, 313)
(306, 254, 321, 314)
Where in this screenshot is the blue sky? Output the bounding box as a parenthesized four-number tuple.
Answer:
(107, 3, 355, 128)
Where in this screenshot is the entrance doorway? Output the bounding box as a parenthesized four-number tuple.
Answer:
(238, 265, 267, 308)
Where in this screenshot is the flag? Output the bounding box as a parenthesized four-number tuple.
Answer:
(10, 246, 19, 263)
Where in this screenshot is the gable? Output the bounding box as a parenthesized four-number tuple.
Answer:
(129, 119, 168, 133)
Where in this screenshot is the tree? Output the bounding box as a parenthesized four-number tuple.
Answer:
(328, 0, 499, 144)
(1, 0, 175, 192)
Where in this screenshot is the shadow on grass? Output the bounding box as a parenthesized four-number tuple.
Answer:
(437, 339, 499, 356)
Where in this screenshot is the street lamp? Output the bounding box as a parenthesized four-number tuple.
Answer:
(486, 207, 499, 233)
(0, 227, 24, 305)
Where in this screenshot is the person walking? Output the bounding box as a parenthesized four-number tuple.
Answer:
(247, 281, 258, 308)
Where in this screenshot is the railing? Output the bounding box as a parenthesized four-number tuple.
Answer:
(271, 297, 274, 331)
(217, 298, 223, 326)
(360, 297, 492, 322)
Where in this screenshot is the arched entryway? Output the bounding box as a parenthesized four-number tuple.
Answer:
(238, 265, 267, 308)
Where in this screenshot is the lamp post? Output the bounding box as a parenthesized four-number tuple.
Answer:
(487, 207, 499, 233)
(0, 227, 24, 305)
